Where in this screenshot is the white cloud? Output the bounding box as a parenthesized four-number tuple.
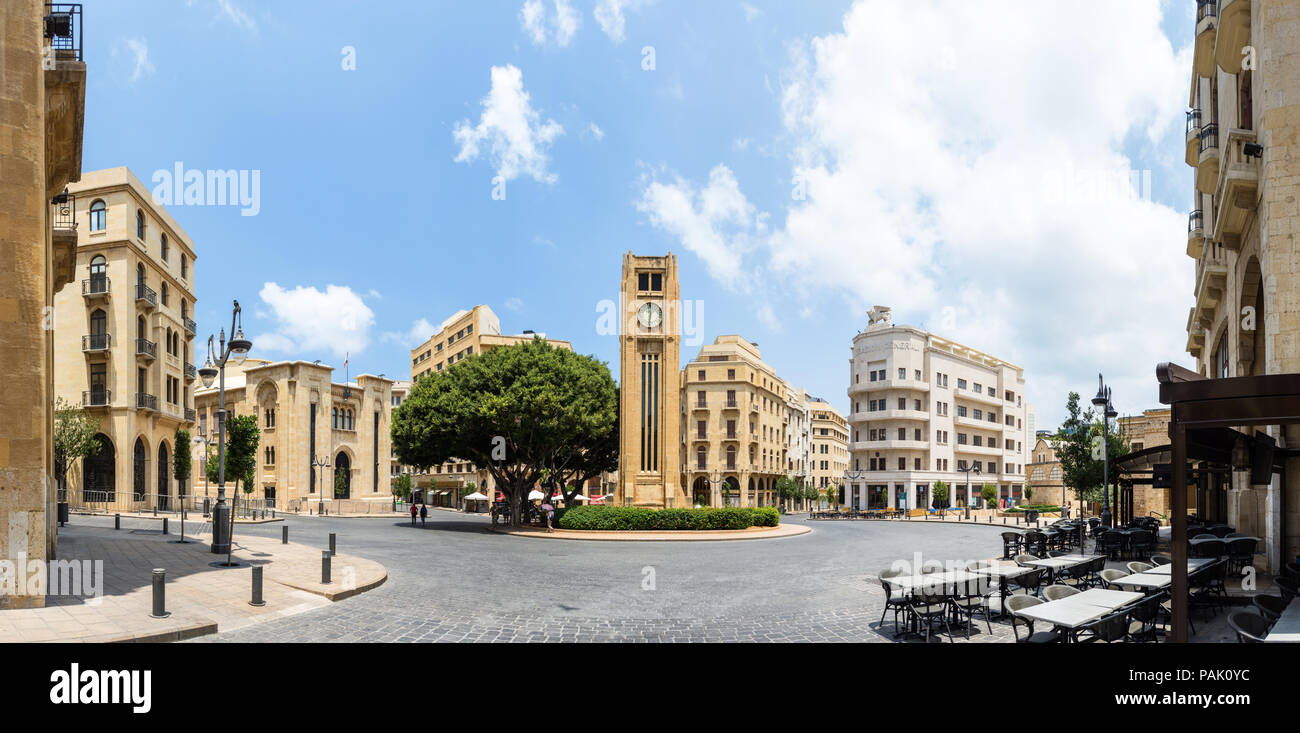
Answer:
(636, 164, 767, 289)
(382, 318, 437, 348)
(741, 3, 762, 22)
(254, 283, 375, 359)
(585, 122, 606, 141)
(594, 0, 653, 44)
(453, 65, 565, 184)
(216, 0, 256, 32)
(123, 38, 155, 82)
(519, 0, 581, 47)
(504, 297, 525, 312)
(637, 0, 1192, 426)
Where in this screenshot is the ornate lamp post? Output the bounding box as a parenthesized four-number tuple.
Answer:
(704, 468, 730, 507)
(843, 469, 867, 511)
(958, 460, 982, 520)
(313, 455, 332, 516)
(1092, 374, 1118, 529)
(196, 301, 251, 555)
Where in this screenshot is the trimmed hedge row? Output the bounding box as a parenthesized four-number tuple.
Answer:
(1004, 504, 1062, 513)
(555, 505, 780, 531)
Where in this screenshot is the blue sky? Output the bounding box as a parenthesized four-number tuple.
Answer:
(84, 0, 1198, 429)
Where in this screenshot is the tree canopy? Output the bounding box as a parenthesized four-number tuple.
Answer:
(391, 338, 617, 525)
(53, 397, 100, 494)
(1051, 391, 1130, 505)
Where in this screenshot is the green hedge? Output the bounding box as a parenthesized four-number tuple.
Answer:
(556, 505, 779, 531)
(1004, 504, 1062, 513)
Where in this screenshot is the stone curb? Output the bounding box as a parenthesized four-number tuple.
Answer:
(487, 523, 812, 542)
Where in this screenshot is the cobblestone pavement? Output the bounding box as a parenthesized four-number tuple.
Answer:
(189, 512, 1020, 642)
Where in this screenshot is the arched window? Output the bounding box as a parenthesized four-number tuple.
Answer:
(89, 200, 106, 231)
(332, 407, 338, 429)
(136, 210, 146, 239)
(89, 254, 106, 280)
(160, 233, 168, 261)
(89, 308, 106, 338)
(160, 282, 169, 307)
(136, 263, 144, 285)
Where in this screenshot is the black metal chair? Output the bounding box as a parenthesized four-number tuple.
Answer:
(1023, 531, 1047, 557)
(1192, 538, 1225, 559)
(1008, 566, 1048, 597)
(1252, 594, 1285, 623)
(1078, 610, 1129, 643)
(1000, 531, 1024, 560)
(908, 591, 954, 643)
(877, 569, 910, 636)
(1226, 537, 1256, 575)
(948, 576, 993, 639)
(1227, 610, 1270, 643)
(1126, 594, 1162, 643)
(1275, 576, 1299, 603)
(1130, 529, 1155, 560)
(1098, 531, 1124, 560)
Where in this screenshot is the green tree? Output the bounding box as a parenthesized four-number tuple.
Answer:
(334, 468, 348, 498)
(539, 394, 618, 506)
(391, 338, 617, 526)
(802, 484, 820, 510)
(1051, 391, 1130, 511)
(173, 428, 192, 502)
(932, 480, 949, 508)
(209, 414, 259, 564)
(392, 473, 412, 501)
(775, 476, 800, 511)
(980, 482, 997, 509)
(53, 397, 101, 498)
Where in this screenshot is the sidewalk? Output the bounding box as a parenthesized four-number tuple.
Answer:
(0, 524, 386, 643)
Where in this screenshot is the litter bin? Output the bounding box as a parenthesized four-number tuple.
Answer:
(1026, 509, 1039, 523)
(57, 501, 69, 525)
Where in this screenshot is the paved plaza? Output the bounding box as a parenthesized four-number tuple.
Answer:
(189, 511, 1022, 643)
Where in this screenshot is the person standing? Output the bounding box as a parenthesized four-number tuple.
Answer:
(419, 503, 428, 526)
(410, 503, 418, 526)
(541, 501, 555, 533)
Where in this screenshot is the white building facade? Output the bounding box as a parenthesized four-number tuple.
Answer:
(846, 307, 1029, 511)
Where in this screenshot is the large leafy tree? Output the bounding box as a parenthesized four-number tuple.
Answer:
(173, 428, 192, 502)
(392, 473, 412, 501)
(53, 397, 101, 497)
(774, 476, 801, 511)
(540, 394, 618, 506)
(1051, 391, 1130, 509)
(391, 338, 618, 526)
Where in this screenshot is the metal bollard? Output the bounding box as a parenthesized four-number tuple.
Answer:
(114, 513, 120, 530)
(150, 569, 168, 618)
(249, 566, 266, 607)
(329, 533, 336, 556)
(162, 517, 169, 535)
(321, 550, 332, 584)
(282, 525, 289, 544)
(272, 509, 276, 519)
(152, 506, 157, 517)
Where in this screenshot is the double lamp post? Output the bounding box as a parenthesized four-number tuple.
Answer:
(196, 301, 252, 555)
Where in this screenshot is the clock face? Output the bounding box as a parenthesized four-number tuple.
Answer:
(637, 302, 662, 329)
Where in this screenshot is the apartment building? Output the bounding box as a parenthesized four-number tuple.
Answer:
(1183, 0, 1298, 567)
(389, 380, 413, 487)
(809, 399, 849, 498)
(1027, 437, 1064, 507)
(0, 0, 86, 606)
(408, 305, 572, 502)
(192, 358, 394, 512)
(53, 168, 199, 515)
(846, 306, 1028, 511)
(680, 336, 793, 507)
(784, 380, 813, 487)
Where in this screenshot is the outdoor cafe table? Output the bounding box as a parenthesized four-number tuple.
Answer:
(970, 565, 1037, 617)
(1147, 558, 1216, 575)
(1013, 588, 1143, 640)
(884, 569, 987, 594)
(1265, 597, 1300, 643)
(1114, 572, 1172, 591)
(1021, 554, 1103, 583)
(1188, 535, 1259, 548)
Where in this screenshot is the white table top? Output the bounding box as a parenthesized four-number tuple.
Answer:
(1147, 558, 1216, 575)
(1265, 597, 1300, 643)
(884, 569, 988, 593)
(970, 565, 1036, 578)
(1014, 589, 1143, 630)
(1188, 535, 1259, 544)
(1022, 554, 1101, 570)
(1115, 572, 1171, 589)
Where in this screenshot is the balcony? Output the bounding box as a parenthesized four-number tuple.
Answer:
(81, 389, 109, 408)
(136, 393, 158, 411)
(1187, 210, 1205, 259)
(1215, 0, 1251, 75)
(50, 191, 77, 291)
(1185, 110, 1201, 167)
(81, 275, 110, 300)
(135, 283, 157, 308)
(954, 443, 1002, 457)
(183, 316, 196, 336)
(722, 432, 740, 442)
(81, 333, 110, 354)
(691, 401, 709, 412)
(135, 337, 157, 360)
(855, 439, 929, 451)
(42, 4, 86, 194)
(854, 408, 929, 423)
(722, 399, 740, 411)
(954, 388, 1001, 407)
(1212, 129, 1259, 250)
(1186, 307, 1206, 359)
(1193, 0, 1218, 78)
(185, 408, 196, 422)
(185, 362, 197, 381)
(1196, 123, 1220, 195)
(847, 378, 929, 396)
(1192, 244, 1229, 336)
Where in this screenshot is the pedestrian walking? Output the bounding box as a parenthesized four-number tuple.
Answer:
(419, 503, 428, 526)
(541, 501, 555, 533)
(410, 503, 417, 526)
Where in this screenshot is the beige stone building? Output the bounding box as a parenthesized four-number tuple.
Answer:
(680, 336, 794, 507)
(809, 399, 849, 503)
(407, 305, 572, 503)
(784, 380, 814, 492)
(192, 359, 394, 512)
(1027, 437, 1064, 506)
(846, 307, 1029, 511)
(1183, 0, 1298, 569)
(0, 0, 86, 607)
(54, 168, 199, 514)
(1116, 408, 1175, 519)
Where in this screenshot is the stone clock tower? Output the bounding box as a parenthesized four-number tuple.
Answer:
(617, 253, 684, 508)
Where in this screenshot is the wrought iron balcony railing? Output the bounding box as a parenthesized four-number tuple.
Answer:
(82, 333, 110, 351)
(43, 4, 83, 62)
(1199, 123, 1219, 154)
(51, 190, 76, 230)
(136, 393, 157, 411)
(1186, 109, 1201, 135)
(185, 363, 197, 380)
(185, 408, 196, 422)
(1196, 0, 1217, 22)
(81, 276, 109, 297)
(135, 283, 157, 307)
(82, 389, 109, 407)
(135, 338, 157, 359)
(183, 316, 196, 335)
(1189, 210, 1204, 233)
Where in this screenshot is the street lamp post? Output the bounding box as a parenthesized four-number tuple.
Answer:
(704, 469, 729, 507)
(193, 431, 211, 517)
(313, 455, 332, 516)
(1092, 374, 1118, 529)
(196, 301, 252, 557)
(843, 469, 867, 511)
(958, 461, 982, 520)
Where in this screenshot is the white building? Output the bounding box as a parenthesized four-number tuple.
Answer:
(783, 380, 812, 487)
(845, 306, 1029, 511)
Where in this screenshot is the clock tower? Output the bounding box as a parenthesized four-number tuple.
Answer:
(618, 253, 684, 508)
